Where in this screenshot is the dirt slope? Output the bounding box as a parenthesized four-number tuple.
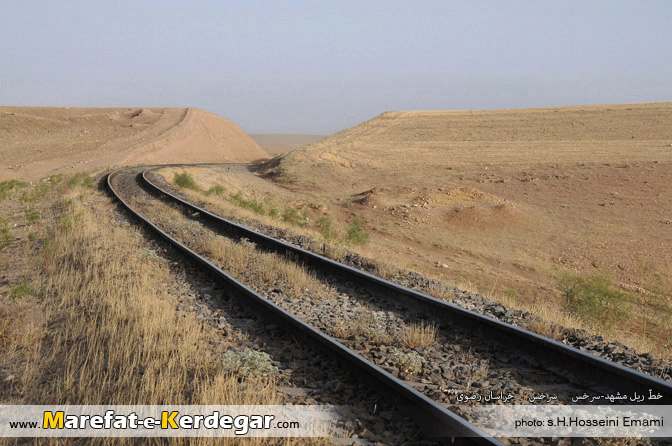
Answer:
(250, 134, 326, 156)
(261, 103, 672, 342)
(279, 103, 672, 187)
(0, 107, 268, 180)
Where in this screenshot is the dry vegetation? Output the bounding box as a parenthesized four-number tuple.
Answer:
(131, 194, 328, 299)
(265, 103, 672, 359)
(154, 103, 672, 360)
(399, 321, 438, 349)
(161, 168, 372, 249)
(0, 174, 335, 445)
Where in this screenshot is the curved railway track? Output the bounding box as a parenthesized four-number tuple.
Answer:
(107, 166, 672, 444)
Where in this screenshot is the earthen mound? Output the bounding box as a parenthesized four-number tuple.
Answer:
(1, 107, 268, 180)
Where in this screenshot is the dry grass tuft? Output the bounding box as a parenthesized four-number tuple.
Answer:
(525, 317, 563, 340)
(399, 320, 438, 349)
(331, 315, 392, 345)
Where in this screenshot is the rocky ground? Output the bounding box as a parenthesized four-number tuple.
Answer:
(109, 169, 672, 445)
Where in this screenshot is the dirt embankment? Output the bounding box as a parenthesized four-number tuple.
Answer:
(250, 134, 326, 156)
(258, 103, 672, 351)
(0, 107, 268, 180)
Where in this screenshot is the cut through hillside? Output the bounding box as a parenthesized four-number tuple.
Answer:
(1, 107, 269, 180)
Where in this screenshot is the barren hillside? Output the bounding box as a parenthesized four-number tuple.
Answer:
(278, 103, 672, 190)
(0, 107, 268, 180)
(255, 103, 672, 350)
(250, 134, 326, 156)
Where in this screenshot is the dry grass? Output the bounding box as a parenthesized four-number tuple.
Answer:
(331, 315, 392, 345)
(131, 195, 327, 299)
(398, 321, 438, 349)
(497, 285, 672, 358)
(157, 168, 373, 256)
(0, 176, 324, 445)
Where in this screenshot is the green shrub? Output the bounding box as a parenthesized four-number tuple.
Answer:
(67, 173, 94, 188)
(42, 237, 55, 266)
(82, 175, 95, 188)
(25, 208, 39, 222)
(47, 174, 64, 184)
(204, 185, 225, 196)
(346, 217, 370, 245)
(0, 218, 11, 247)
(28, 232, 38, 242)
(10, 279, 31, 299)
(315, 215, 337, 241)
(59, 214, 72, 230)
(0, 180, 28, 200)
(558, 271, 625, 327)
(230, 192, 266, 215)
(174, 172, 199, 190)
(281, 206, 307, 227)
(19, 183, 50, 203)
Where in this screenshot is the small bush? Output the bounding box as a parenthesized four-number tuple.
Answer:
(230, 192, 266, 215)
(332, 314, 377, 339)
(239, 238, 257, 250)
(82, 176, 95, 188)
(42, 237, 55, 267)
(28, 232, 38, 242)
(0, 180, 28, 200)
(400, 320, 438, 348)
(58, 214, 73, 230)
(389, 348, 423, 375)
(47, 174, 64, 184)
(0, 218, 11, 247)
(20, 183, 49, 203)
(315, 215, 337, 241)
(138, 248, 163, 263)
(281, 206, 307, 227)
(25, 208, 39, 222)
(346, 218, 370, 245)
(10, 279, 31, 299)
(174, 172, 199, 190)
(222, 350, 279, 378)
(204, 185, 225, 196)
(558, 271, 625, 328)
(67, 173, 94, 188)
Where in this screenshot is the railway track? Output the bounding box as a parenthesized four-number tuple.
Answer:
(107, 166, 672, 444)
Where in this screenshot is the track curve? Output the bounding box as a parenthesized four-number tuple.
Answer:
(139, 167, 672, 403)
(107, 167, 503, 444)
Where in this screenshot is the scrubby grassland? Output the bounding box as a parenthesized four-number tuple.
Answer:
(148, 103, 672, 361)
(262, 103, 672, 359)
(166, 169, 372, 248)
(153, 162, 672, 361)
(0, 174, 293, 445)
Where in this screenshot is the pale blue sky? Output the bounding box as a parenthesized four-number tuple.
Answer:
(1, 1, 671, 134)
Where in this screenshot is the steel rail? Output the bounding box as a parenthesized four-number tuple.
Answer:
(107, 169, 503, 445)
(141, 168, 672, 403)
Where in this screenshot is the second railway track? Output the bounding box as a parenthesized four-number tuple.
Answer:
(108, 166, 672, 444)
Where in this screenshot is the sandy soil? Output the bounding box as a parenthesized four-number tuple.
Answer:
(0, 107, 268, 180)
(250, 134, 326, 156)
(249, 103, 672, 340)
